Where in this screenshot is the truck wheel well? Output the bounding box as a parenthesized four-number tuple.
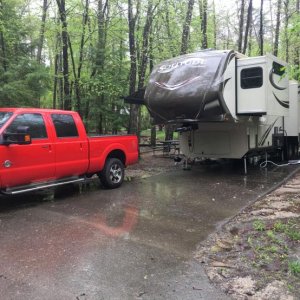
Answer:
(107, 150, 126, 165)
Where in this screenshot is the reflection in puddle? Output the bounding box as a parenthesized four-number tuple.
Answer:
(79, 205, 139, 237)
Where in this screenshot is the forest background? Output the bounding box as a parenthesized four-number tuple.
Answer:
(0, 0, 299, 140)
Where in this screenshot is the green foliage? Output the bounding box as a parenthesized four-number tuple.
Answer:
(0, 58, 50, 108)
(0, 0, 299, 133)
(253, 220, 266, 231)
(0, 0, 50, 107)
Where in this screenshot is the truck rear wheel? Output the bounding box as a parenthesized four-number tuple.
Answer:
(99, 158, 124, 189)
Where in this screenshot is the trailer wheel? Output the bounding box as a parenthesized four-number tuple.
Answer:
(99, 158, 124, 189)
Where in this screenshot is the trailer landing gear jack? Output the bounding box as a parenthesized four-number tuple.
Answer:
(244, 156, 247, 175)
(182, 158, 192, 170)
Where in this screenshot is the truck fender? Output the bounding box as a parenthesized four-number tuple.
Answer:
(100, 143, 127, 169)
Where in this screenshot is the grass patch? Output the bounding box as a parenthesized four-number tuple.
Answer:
(286, 230, 300, 241)
(273, 220, 300, 241)
(273, 220, 287, 232)
(140, 129, 179, 141)
(201, 214, 300, 299)
(246, 219, 300, 276)
(253, 220, 266, 231)
(289, 261, 300, 276)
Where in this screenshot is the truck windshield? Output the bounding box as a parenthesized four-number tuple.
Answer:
(0, 112, 13, 128)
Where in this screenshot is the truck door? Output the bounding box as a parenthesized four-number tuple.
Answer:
(50, 113, 89, 179)
(0, 113, 55, 188)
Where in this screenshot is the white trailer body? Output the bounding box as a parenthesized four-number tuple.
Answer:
(144, 50, 300, 160)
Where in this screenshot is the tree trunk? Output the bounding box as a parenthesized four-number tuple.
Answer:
(238, 0, 245, 52)
(0, 0, 7, 71)
(68, 36, 81, 113)
(180, 0, 195, 54)
(164, 0, 176, 57)
(78, 0, 89, 81)
(37, 0, 48, 63)
(295, 0, 300, 68)
(53, 54, 58, 109)
(243, 0, 253, 54)
(128, 0, 140, 135)
(200, 0, 208, 49)
(284, 0, 290, 62)
(259, 0, 264, 56)
(0, 30, 7, 71)
(137, 1, 157, 144)
(212, 0, 217, 49)
(274, 0, 282, 57)
(59, 59, 64, 109)
(165, 125, 173, 141)
(53, 38, 60, 109)
(149, 30, 156, 147)
(74, 0, 90, 115)
(138, 0, 155, 89)
(94, 0, 107, 74)
(150, 125, 156, 147)
(94, 0, 108, 134)
(56, 0, 71, 110)
(225, 12, 231, 49)
(248, 23, 253, 56)
(269, 0, 274, 51)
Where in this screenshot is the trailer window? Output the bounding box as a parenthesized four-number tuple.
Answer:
(241, 67, 263, 89)
(272, 62, 285, 76)
(5, 113, 47, 139)
(51, 114, 79, 138)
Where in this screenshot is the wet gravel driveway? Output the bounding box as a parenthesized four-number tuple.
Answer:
(0, 162, 298, 299)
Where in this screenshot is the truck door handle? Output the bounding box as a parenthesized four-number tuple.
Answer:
(42, 145, 51, 150)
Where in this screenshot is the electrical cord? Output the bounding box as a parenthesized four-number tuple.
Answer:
(260, 127, 300, 168)
(260, 159, 300, 168)
(260, 160, 289, 168)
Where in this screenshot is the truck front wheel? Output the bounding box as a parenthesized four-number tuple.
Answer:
(99, 158, 124, 189)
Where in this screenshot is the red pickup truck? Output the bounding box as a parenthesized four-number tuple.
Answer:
(0, 108, 138, 195)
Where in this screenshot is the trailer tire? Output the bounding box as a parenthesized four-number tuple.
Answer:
(99, 158, 124, 189)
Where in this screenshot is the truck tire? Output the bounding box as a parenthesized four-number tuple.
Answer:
(99, 158, 124, 189)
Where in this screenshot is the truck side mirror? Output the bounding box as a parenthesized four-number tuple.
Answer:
(1, 126, 32, 145)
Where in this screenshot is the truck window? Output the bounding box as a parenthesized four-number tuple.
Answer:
(5, 113, 47, 139)
(241, 67, 263, 89)
(51, 114, 79, 138)
(0, 112, 13, 128)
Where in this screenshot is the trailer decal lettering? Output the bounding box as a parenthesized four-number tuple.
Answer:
(155, 76, 202, 91)
(269, 69, 287, 91)
(273, 92, 289, 109)
(158, 58, 205, 73)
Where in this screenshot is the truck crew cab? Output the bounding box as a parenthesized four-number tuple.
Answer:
(0, 108, 138, 195)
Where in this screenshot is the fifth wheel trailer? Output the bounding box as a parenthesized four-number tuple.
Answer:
(139, 50, 300, 163)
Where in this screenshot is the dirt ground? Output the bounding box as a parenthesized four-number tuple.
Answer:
(196, 174, 300, 300)
(125, 151, 180, 180)
(126, 152, 300, 300)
